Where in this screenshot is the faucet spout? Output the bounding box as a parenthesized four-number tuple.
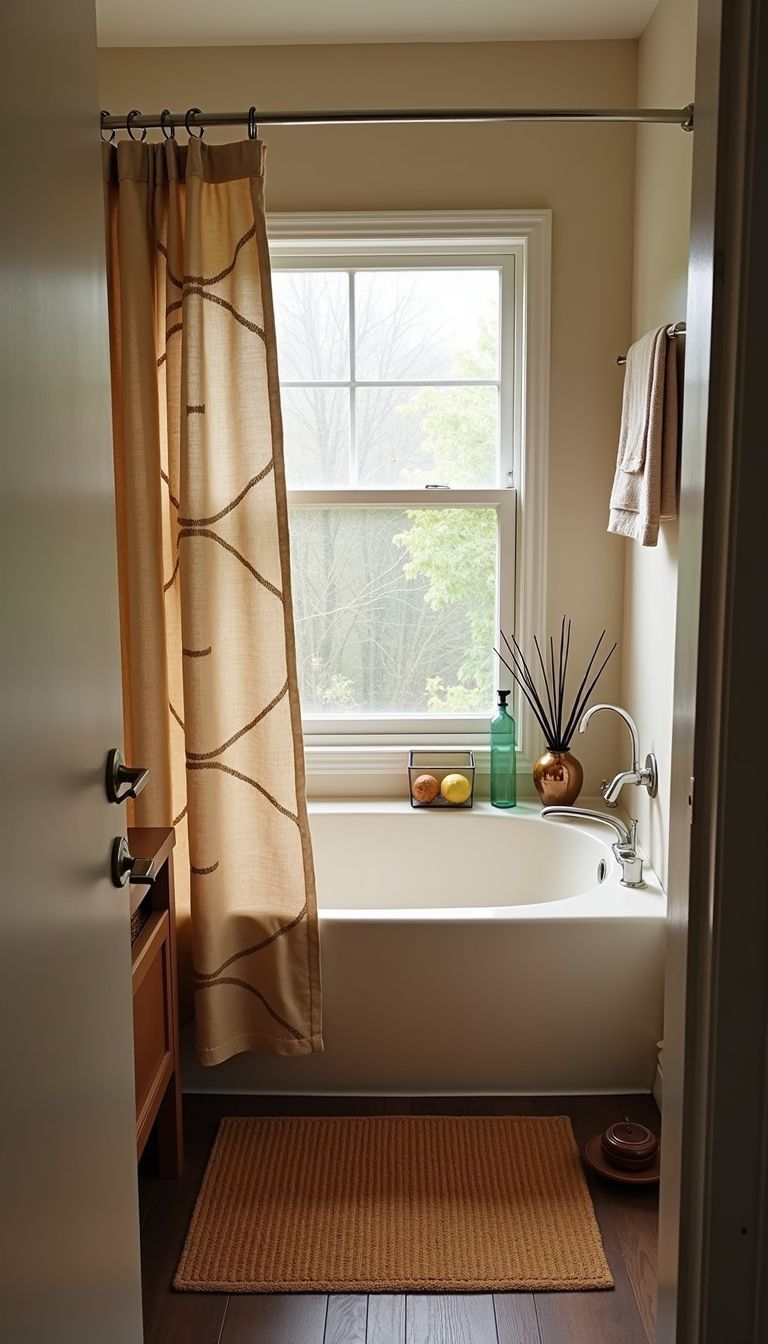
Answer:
(541, 806, 644, 887)
(602, 769, 638, 806)
(578, 702, 658, 803)
(579, 702, 640, 765)
(541, 805, 631, 847)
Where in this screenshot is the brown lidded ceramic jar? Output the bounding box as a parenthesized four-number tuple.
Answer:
(600, 1121, 659, 1171)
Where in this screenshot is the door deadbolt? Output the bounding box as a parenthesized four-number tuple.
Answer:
(111, 836, 156, 889)
(106, 748, 150, 804)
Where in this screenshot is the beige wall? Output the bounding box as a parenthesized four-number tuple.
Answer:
(99, 40, 639, 793)
(621, 0, 697, 887)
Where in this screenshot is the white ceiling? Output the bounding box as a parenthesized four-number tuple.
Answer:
(96, 0, 659, 48)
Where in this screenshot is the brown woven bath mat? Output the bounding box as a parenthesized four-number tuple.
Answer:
(175, 1114, 612, 1293)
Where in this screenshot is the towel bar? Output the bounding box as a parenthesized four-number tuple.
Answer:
(617, 322, 686, 366)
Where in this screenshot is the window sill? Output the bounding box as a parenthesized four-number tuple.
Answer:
(303, 741, 536, 798)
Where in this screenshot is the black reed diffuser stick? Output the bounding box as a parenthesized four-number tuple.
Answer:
(494, 619, 617, 752)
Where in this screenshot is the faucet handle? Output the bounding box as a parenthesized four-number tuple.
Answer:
(612, 841, 645, 888)
(612, 819, 644, 887)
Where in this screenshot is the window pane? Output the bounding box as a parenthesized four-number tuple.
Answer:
(272, 271, 350, 381)
(281, 387, 350, 488)
(290, 508, 496, 715)
(356, 384, 498, 487)
(355, 270, 499, 382)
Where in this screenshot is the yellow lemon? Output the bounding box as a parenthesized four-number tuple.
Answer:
(440, 772, 471, 805)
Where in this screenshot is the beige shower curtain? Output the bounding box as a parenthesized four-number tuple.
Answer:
(103, 138, 321, 1064)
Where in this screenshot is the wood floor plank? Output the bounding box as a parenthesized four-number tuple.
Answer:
(493, 1294, 541, 1343)
(591, 1095, 660, 1343)
(535, 1284, 648, 1344)
(325, 1295, 367, 1344)
(221, 1294, 328, 1343)
(148, 1294, 229, 1344)
(532, 1095, 624, 1144)
(412, 1097, 538, 1116)
(138, 1173, 157, 1232)
(611, 1195, 658, 1344)
(141, 1099, 228, 1344)
(406, 1294, 498, 1344)
(533, 1096, 651, 1344)
(367, 1295, 406, 1344)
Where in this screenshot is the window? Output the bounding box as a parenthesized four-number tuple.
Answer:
(269, 213, 550, 762)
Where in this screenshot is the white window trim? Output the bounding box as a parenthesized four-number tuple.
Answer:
(268, 210, 551, 783)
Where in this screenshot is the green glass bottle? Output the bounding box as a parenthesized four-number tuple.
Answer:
(490, 689, 517, 808)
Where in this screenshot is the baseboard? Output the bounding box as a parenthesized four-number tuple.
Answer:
(182, 1083, 658, 1098)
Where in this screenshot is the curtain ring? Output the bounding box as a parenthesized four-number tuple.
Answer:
(160, 108, 175, 140)
(247, 106, 259, 140)
(100, 110, 116, 144)
(126, 109, 147, 142)
(185, 107, 204, 139)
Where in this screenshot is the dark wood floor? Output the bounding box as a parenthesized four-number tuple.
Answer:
(139, 1093, 660, 1344)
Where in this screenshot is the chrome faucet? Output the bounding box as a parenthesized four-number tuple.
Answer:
(542, 704, 657, 886)
(578, 703, 658, 807)
(541, 806, 645, 888)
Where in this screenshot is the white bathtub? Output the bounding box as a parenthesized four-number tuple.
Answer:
(185, 800, 666, 1095)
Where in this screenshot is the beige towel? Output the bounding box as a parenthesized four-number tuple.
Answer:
(608, 325, 679, 546)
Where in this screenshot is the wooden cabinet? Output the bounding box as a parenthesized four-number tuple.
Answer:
(129, 827, 183, 1177)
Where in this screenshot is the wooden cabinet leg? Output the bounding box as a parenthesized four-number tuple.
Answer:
(155, 1069, 183, 1178)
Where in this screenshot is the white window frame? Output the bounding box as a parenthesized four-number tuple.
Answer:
(268, 211, 551, 778)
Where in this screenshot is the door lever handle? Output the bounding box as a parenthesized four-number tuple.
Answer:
(106, 748, 150, 804)
(111, 836, 156, 888)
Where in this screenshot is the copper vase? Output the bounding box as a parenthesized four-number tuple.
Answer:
(533, 749, 584, 807)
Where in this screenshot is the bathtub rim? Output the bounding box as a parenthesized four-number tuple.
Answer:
(307, 797, 666, 923)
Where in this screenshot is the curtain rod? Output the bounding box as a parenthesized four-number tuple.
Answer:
(100, 104, 695, 135)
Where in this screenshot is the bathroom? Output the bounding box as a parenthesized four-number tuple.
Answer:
(5, 0, 767, 1342)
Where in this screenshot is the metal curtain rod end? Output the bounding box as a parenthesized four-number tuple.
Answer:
(617, 322, 687, 365)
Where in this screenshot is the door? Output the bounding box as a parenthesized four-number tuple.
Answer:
(0, 4, 143, 1342)
(659, 0, 768, 1339)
